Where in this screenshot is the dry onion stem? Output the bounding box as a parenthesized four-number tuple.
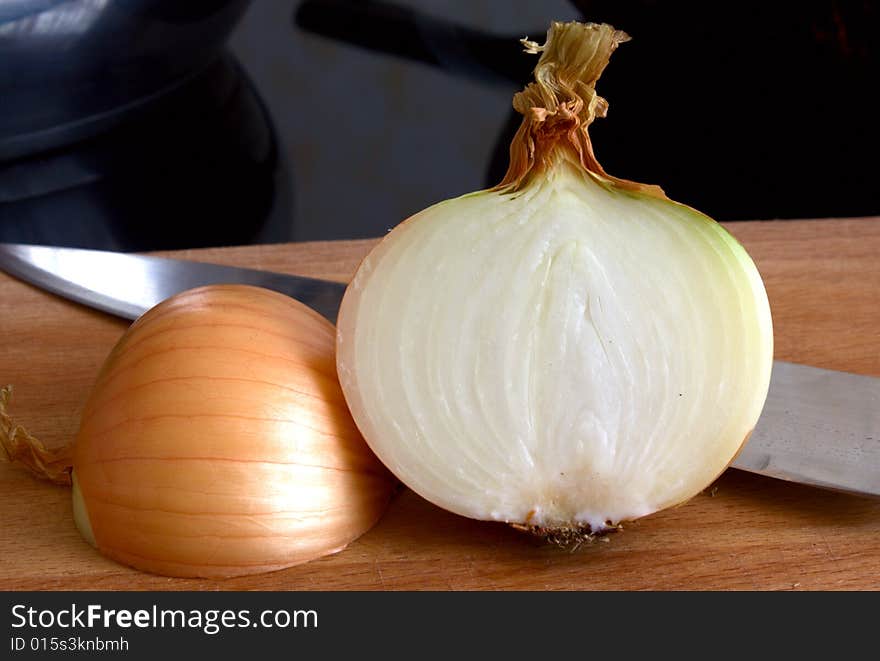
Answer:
(2, 285, 394, 578)
(0, 386, 71, 486)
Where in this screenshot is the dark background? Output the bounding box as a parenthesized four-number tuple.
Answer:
(236, 0, 880, 240)
(1, 1, 877, 249)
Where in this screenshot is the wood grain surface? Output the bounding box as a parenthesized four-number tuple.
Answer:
(1, 218, 878, 591)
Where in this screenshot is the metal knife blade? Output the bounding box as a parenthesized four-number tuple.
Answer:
(734, 361, 879, 497)
(1, 242, 878, 497)
(0, 243, 347, 323)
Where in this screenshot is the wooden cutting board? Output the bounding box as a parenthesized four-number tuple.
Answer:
(1, 218, 878, 591)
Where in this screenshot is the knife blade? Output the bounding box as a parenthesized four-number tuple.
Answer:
(0, 242, 347, 324)
(1, 242, 878, 497)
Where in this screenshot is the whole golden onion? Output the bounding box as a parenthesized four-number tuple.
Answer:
(57, 285, 394, 578)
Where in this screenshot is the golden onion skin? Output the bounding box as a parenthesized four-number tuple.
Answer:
(72, 285, 394, 578)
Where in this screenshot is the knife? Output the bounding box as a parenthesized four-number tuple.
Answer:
(1, 243, 878, 498)
(0, 242, 347, 324)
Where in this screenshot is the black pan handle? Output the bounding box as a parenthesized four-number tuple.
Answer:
(294, 0, 537, 86)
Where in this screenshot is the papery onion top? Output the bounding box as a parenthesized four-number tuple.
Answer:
(498, 21, 663, 198)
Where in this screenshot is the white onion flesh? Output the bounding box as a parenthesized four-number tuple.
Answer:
(338, 153, 772, 532)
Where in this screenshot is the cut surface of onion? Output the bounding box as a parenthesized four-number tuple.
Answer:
(336, 21, 773, 535)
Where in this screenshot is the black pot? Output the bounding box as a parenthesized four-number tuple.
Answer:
(0, 0, 252, 160)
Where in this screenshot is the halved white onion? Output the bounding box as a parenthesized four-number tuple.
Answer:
(336, 22, 772, 537)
